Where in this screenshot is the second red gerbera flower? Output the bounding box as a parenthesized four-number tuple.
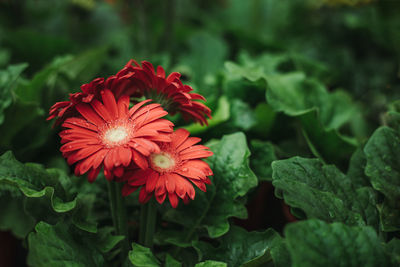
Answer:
(122, 128, 213, 208)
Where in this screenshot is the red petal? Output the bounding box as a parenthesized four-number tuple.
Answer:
(168, 193, 179, 208)
(155, 192, 167, 204)
(101, 89, 119, 119)
(122, 184, 138, 196)
(63, 117, 98, 132)
(129, 99, 152, 117)
(87, 167, 101, 182)
(180, 150, 213, 161)
(90, 99, 112, 121)
(76, 103, 105, 126)
(171, 129, 190, 149)
(145, 170, 159, 193)
(126, 169, 151, 185)
(66, 145, 103, 165)
(113, 166, 125, 177)
(156, 65, 165, 78)
(139, 187, 152, 204)
(164, 173, 176, 193)
(191, 179, 207, 192)
(177, 137, 202, 152)
(132, 150, 148, 169)
(117, 146, 132, 166)
(155, 175, 166, 196)
(117, 95, 130, 118)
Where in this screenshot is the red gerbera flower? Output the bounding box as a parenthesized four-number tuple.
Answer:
(121, 60, 212, 125)
(48, 60, 211, 126)
(48, 78, 105, 125)
(59, 89, 174, 182)
(47, 63, 139, 125)
(121, 128, 213, 208)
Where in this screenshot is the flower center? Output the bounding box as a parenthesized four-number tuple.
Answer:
(150, 152, 176, 172)
(104, 126, 129, 145)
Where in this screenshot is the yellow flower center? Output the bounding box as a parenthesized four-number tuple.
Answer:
(150, 152, 175, 172)
(104, 126, 129, 145)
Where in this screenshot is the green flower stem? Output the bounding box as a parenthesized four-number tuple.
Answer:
(139, 203, 147, 245)
(144, 199, 157, 248)
(108, 181, 129, 261)
(115, 183, 129, 255)
(107, 181, 119, 233)
(139, 199, 157, 249)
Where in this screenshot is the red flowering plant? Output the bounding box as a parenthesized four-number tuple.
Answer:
(47, 60, 214, 259)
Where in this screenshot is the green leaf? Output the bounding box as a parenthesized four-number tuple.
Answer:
(179, 32, 227, 95)
(265, 73, 357, 129)
(270, 239, 291, 267)
(266, 72, 315, 116)
(16, 47, 108, 104)
(0, 195, 35, 238)
(225, 53, 288, 81)
(0, 63, 28, 125)
(92, 227, 125, 254)
(128, 243, 160, 267)
(385, 100, 400, 132)
(364, 126, 400, 201)
(285, 219, 389, 267)
(0, 151, 87, 237)
(251, 103, 276, 136)
(28, 221, 110, 267)
(193, 226, 281, 267)
(164, 132, 257, 241)
(0, 151, 77, 213)
(364, 126, 400, 231)
(194, 261, 227, 267)
(224, 54, 360, 164)
(272, 156, 379, 227)
(346, 148, 371, 188)
(250, 140, 277, 182)
(165, 254, 182, 267)
(386, 238, 400, 266)
(0, 100, 46, 152)
(300, 111, 357, 165)
(230, 99, 257, 130)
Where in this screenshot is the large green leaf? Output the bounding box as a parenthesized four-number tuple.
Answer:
(250, 140, 277, 182)
(0, 151, 85, 237)
(128, 243, 160, 267)
(224, 54, 360, 164)
(386, 238, 400, 266)
(364, 126, 400, 231)
(178, 32, 228, 96)
(193, 226, 281, 267)
(16, 46, 108, 104)
(195, 261, 227, 267)
(163, 132, 257, 241)
(0, 195, 35, 238)
(265, 73, 358, 164)
(0, 100, 48, 158)
(285, 219, 389, 267)
(28, 221, 123, 267)
(0, 63, 28, 125)
(224, 53, 288, 82)
(272, 156, 379, 227)
(0, 151, 76, 212)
